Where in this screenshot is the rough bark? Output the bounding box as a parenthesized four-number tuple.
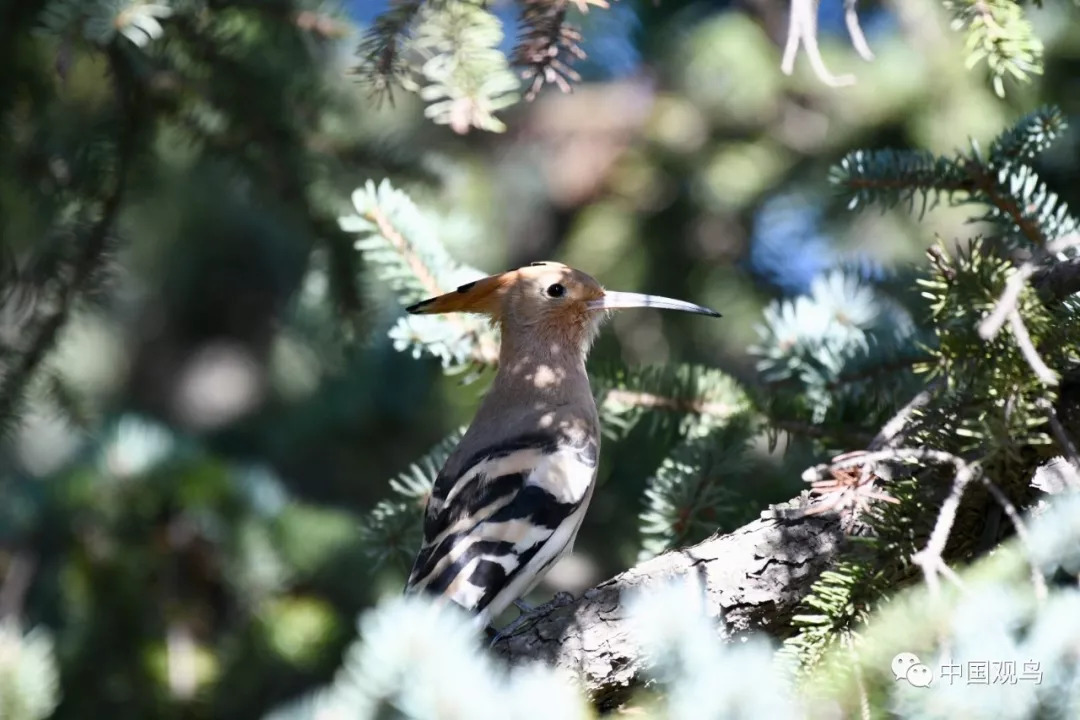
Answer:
(1034, 255, 1080, 304)
(491, 502, 845, 709)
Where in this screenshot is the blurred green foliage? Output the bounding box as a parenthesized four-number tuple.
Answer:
(2, 0, 1080, 718)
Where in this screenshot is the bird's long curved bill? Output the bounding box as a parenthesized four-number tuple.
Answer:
(587, 291, 721, 317)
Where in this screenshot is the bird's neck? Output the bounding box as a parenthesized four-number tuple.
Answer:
(491, 324, 593, 406)
(448, 322, 599, 476)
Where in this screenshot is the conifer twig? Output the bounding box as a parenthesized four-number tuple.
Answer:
(977, 261, 1039, 340)
(600, 389, 736, 418)
(364, 205, 500, 365)
(0, 47, 136, 425)
(1007, 308, 1057, 385)
(908, 455, 975, 598)
(835, 118, 1075, 245)
(353, 0, 425, 99)
(0, 193, 124, 423)
(979, 232, 1079, 340)
(965, 162, 1051, 247)
(977, 233, 1078, 386)
(762, 353, 927, 390)
(365, 206, 444, 300)
(514, 0, 586, 101)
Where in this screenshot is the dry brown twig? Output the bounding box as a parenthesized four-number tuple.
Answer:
(801, 450, 898, 531)
(771, 384, 939, 524)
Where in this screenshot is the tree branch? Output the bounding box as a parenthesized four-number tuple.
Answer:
(599, 388, 737, 418)
(1032, 255, 1080, 302)
(492, 500, 844, 708)
(353, 0, 424, 99)
(485, 384, 959, 705)
(0, 45, 137, 425)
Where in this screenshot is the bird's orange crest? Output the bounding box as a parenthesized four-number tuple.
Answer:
(406, 271, 516, 316)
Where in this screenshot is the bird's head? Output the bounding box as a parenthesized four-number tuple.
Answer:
(406, 261, 719, 351)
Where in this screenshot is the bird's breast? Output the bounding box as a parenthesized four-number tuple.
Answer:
(526, 438, 598, 505)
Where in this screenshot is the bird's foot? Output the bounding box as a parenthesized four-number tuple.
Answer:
(488, 592, 575, 649)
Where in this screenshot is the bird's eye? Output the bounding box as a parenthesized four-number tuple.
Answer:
(546, 283, 566, 298)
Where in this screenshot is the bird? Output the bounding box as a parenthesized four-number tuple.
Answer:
(402, 261, 720, 636)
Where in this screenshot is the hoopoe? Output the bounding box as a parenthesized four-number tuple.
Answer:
(403, 261, 720, 634)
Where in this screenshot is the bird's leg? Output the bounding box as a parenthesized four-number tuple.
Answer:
(488, 592, 575, 648)
(487, 613, 533, 648)
(485, 598, 544, 647)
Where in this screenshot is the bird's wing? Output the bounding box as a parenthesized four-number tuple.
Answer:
(406, 431, 598, 619)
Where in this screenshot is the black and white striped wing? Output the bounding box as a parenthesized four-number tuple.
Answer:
(406, 432, 598, 624)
